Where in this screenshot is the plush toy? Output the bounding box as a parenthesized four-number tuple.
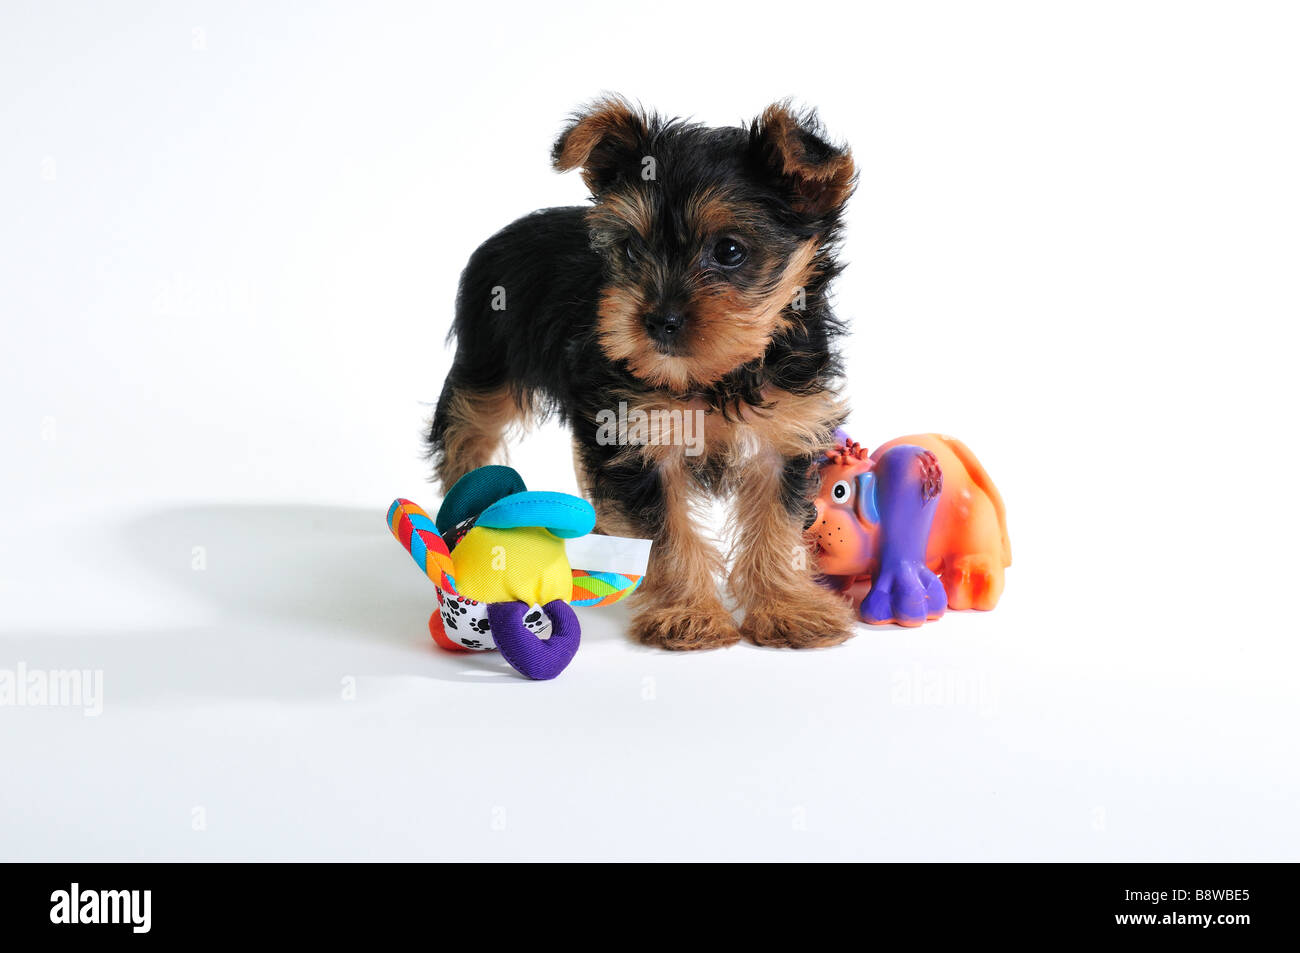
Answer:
(810, 432, 1010, 627)
(389, 465, 646, 679)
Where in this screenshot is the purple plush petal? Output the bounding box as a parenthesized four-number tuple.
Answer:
(486, 600, 581, 680)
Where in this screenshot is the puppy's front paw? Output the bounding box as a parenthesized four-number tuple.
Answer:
(741, 584, 856, 649)
(632, 602, 740, 651)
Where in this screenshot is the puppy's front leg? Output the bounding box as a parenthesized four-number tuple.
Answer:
(731, 449, 856, 649)
(591, 455, 739, 651)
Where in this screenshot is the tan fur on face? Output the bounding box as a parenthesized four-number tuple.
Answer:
(596, 239, 820, 391)
(586, 188, 655, 247)
(685, 187, 772, 239)
(435, 387, 530, 492)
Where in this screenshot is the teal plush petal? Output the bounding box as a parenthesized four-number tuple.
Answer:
(435, 465, 528, 536)
(477, 491, 596, 539)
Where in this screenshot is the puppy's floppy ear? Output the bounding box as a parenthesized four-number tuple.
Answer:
(750, 102, 857, 218)
(552, 95, 651, 194)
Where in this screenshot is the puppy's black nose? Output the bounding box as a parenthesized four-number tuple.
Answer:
(644, 310, 685, 346)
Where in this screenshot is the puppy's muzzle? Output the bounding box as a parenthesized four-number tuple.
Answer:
(644, 310, 686, 349)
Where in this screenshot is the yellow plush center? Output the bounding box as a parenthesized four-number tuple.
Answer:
(449, 525, 573, 606)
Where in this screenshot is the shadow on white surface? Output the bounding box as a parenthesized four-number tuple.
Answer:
(91, 503, 545, 695)
(124, 503, 439, 639)
(1, 501, 761, 705)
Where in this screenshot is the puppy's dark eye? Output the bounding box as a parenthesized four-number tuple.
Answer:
(712, 238, 747, 268)
(624, 242, 638, 264)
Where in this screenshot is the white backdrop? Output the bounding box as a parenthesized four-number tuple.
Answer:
(2, 0, 1297, 860)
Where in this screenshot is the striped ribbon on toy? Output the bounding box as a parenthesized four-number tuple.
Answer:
(387, 499, 458, 594)
(571, 569, 642, 607)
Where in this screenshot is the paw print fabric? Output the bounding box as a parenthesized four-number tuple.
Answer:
(428, 587, 552, 651)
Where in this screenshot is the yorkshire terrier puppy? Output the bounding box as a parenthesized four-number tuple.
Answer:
(429, 96, 858, 650)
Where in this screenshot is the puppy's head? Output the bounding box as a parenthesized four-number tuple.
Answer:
(553, 96, 856, 392)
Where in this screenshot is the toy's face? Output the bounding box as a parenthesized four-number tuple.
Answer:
(809, 454, 882, 578)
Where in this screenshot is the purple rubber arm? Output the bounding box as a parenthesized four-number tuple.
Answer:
(486, 600, 581, 680)
(860, 445, 948, 626)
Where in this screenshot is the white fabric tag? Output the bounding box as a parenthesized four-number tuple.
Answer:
(564, 534, 653, 576)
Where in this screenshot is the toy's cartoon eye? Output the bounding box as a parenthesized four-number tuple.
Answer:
(831, 480, 853, 504)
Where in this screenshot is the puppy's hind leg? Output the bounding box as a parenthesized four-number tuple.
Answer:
(428, 374, 529, 494)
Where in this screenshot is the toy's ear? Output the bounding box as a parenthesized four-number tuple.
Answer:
(552, 95, 651, 194)
(854, 472, 880, 526)
(750, 102, 856, 219)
